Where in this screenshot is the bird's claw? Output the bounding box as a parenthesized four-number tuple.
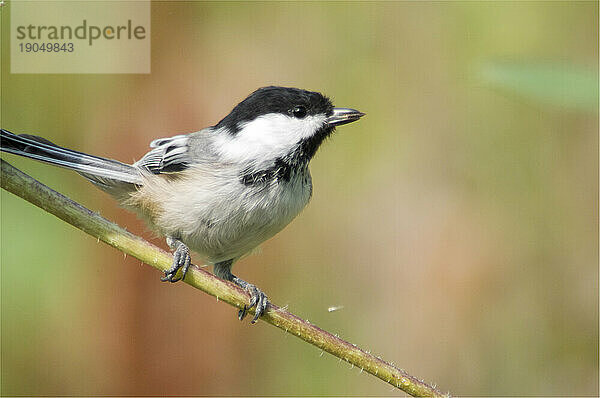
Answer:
(234, 279, 269, 323)
(161, 238, 191, 283)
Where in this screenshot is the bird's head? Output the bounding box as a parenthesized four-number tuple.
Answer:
(213, 86, 364, 165)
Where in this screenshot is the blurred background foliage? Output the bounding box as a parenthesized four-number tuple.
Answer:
(1, 1, 597, 396)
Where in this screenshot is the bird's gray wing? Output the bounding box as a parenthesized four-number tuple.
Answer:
(135, 134, 192, 174)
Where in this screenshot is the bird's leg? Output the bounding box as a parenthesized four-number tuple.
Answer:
(231, 276, 269, 323)
(214, 260, 269, 324)
(161, 236, 192, 283)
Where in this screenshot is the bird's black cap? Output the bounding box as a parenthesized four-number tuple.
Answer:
(215, 86, 334, 135)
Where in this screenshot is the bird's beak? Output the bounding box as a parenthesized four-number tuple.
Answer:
(326, 108, 365, 127)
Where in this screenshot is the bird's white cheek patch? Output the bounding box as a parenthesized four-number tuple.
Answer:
(214, 113, 326, 163)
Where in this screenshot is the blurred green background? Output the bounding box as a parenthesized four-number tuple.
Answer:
(1, 1, 598, 396)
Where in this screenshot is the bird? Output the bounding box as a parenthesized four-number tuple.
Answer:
(0, 86, 365, 323)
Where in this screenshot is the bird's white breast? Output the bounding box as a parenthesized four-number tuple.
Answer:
(134, 163, 312, 264)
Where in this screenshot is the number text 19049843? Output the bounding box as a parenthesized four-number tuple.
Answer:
(19, 42, 74, 53)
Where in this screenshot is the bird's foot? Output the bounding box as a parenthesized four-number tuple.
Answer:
(232, 276, 269, 323)
(161, 237, 191, 283)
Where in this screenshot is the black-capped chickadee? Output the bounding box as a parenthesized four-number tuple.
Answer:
(0, 86, 365, 323)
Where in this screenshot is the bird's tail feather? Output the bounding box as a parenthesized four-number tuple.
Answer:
(0, 129, 143, 187)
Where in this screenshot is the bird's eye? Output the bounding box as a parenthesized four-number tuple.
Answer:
(290, 105, 307, 118)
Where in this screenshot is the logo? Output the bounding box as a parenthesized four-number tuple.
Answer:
(11, 1, 150, 74)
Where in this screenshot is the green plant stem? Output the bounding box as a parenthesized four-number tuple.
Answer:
(1, 159, 448, 397)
